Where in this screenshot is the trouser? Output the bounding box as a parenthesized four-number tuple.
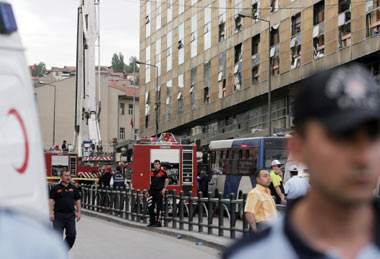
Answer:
(148, 190, 163, 224)
(53, 212, 77, 249)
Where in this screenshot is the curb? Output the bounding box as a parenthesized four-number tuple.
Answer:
(82, 209, 227, 251)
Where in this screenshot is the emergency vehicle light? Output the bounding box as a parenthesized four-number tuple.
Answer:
(0, 2, 17, 34)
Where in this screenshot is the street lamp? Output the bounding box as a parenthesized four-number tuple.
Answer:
(136, 60, 159, 139)
(44, 83, 57, 146)
(238, 13, 272, 136)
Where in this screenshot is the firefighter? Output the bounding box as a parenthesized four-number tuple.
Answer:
(145, 160, 168, 227)
(49, 170, 81, 250)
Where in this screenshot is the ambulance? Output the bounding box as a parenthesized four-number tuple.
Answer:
(0, 1, 50, 221)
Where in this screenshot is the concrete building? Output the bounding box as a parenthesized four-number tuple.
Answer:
(139, 0, 380, 148)
(35, 74, 139, 152)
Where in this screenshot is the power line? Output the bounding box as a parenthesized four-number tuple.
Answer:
(123, 0, 371, 12)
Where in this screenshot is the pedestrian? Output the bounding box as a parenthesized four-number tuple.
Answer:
(284, 165, 309, 202)
(49, 170, 81, 250)
(244, 169, 277, 232)
(110, 166, 127, 188)
(145, 160, 169, 227)
(223, 64, 380, 258)
(269, 160, 286, 204)
(197, 169, 209, 197)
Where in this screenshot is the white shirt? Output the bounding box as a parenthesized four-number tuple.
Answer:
(284, 175, 309, 199)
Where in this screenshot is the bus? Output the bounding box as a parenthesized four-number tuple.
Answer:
(209, 137, 288, 198)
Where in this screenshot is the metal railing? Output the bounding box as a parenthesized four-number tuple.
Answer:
(48, 184, 286, 239)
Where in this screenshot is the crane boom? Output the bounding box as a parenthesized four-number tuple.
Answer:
(74, 0, 101, 157)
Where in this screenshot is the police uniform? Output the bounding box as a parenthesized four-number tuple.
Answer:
(148, 169, 168, 226)
(49, 183, 81, 249)
(269, 170, 285, 204)
(112, 172, 126, 187)
(223, 198, 380, 259)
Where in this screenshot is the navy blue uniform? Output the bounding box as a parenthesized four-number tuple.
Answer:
(148, 169, 168, 226)
(50, 183, 81, 249)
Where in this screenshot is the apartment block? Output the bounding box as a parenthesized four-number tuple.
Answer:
(139, 0, 380, 148)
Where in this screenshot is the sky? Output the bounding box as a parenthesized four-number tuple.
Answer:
(11, 0, 140, 69)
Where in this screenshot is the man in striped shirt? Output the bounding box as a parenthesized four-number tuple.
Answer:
(244, 169, 277, 232)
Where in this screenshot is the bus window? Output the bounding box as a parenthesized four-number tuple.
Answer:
(239, 150, 243, 159)
(264, 138, 287, 168)
(245, 150, 249, 159)
(226, 150, 229, 160)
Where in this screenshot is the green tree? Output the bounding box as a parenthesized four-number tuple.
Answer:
(31, 62, 47, 77)
(111, 52, 125, 73)
(124, 56, 140, 74)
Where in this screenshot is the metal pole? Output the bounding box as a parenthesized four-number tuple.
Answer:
(267, 21, 272, 136)
(132, 61, 136, 140)
(53, 85, 56, 147)
(155, 66, 158, 139)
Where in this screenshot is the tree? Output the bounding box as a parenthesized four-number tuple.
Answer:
(124, 56, 140, 74)
(31, 62, 47, 77)
(111, 52, 125, 73)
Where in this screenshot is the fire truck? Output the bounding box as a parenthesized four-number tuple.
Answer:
(44, 152, 100, 182)
(132, 133, 198, 196)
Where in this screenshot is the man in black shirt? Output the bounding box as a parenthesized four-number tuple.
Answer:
(49, 170, 81, 249)
(197, 169, 209, 197)
(145, 160, 168, 227)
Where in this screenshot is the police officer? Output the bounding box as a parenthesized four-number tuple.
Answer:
(145, 160, 168, 227)
(49, 170, 81, 250)
(110, 165, 127, 188)
(223, 64, 380, 258)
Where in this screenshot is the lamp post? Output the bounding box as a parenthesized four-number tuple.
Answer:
(238, 13, 272, 136)
(136, 60, 159, 139)
(44, 83, 57, 146)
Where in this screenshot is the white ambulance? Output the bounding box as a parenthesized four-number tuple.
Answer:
(0, 1, 67, 257)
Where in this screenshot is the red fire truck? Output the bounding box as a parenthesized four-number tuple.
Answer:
(44, 152, 99, 182)
(132, 133, 198, 196)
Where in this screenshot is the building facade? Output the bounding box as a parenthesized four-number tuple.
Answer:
(139, 0, 380, 148)
(35, 74, 139, 152)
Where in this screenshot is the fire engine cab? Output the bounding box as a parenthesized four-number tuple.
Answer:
(132, 133, 198, 196)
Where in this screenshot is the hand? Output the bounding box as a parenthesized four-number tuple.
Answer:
(76, 213, 81, 222)
(145, 191, 149, 198)
(160, 188, 166, 195)
(50, 212, 55, 222)
(281, 198, 287, 205)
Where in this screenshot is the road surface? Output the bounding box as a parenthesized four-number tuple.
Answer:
(69, 215, 221, 259)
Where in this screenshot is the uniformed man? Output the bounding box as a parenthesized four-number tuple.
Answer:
(145, 160, 169, 227)
(223, 64, 380, 258)
(49, 170, 81, 250)
(110, 165, 127, 188)
(269, 160, 286, 205)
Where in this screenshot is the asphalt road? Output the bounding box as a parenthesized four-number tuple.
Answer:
(69, 215, 221, 259)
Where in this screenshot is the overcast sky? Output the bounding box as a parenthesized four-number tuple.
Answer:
(12, 0, 140, 69)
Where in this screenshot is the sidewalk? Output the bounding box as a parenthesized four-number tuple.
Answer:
(82, 209, 234, 251)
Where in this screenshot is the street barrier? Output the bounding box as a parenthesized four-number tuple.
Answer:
(48, 184, 286, 239)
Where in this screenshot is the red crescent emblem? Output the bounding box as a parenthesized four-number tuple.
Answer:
(8, 109, 29, 174)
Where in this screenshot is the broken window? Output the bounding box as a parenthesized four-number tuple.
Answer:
(219, 0, 226, 42)
(338, 0, 351, 48)
(218, 52, 226, 98)
(145, 91, 151, 128)
(177, 92, 184, 115)
(146, 1, 151, 38)
(270, 0, 278, 13)
(191, 68, 197, 110)
(252, 34, 260, 85)
(270, 24, 280, 46)
(313, 34, 325, 59)
(291, 13, 301, 69)
(235, 0, 243, 33)
(252, 0, 260, 19)
(314, 1, 325, 25)
(270, 24, 280, 75)
(166, 80, 172, 120)
(234, 44, 242, 91)
(366, 0, 380, 37)
(178, 23, 184, 65)
(291, 12, 301, 37)
(204, 61, 211, 103)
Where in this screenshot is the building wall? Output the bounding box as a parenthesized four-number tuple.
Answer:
(35, 75, 139, 151)
(139, 0, 380, 140)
